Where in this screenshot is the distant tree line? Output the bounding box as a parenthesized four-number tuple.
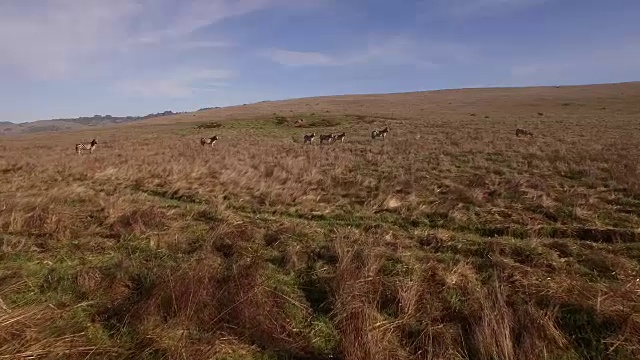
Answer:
(50, 110, 182, 126)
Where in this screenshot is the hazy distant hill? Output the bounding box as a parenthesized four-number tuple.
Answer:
(0, 110, 181, 135)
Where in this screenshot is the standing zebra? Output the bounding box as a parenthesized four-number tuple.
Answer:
(75, 139, 97, 154)
(515, 128, 534, 137)
(303, 132, 316, 144)
(319, 133, 334, 144)
(333, 132, 346, 143)
(201, 135, 219, 147)
(371, 127, 389, 140)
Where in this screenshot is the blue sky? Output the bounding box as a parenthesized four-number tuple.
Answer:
(1, 0, 639, 122)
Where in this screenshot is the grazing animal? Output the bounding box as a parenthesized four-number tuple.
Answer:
(333, 132, 346, 143)
(201, 135, 219, 147)
(515, 128, 534, 137)
(303, 132, 316, 144)
(371, 127, 389, 140)
(75, 139, 97, 154)
(319, 133, 334, 144)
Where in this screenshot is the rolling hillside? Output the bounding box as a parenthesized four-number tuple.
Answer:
(1, 82, 639, 359)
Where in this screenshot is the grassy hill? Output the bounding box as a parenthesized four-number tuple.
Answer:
(1, 82, 639, 359)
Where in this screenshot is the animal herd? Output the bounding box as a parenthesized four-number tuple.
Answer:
(309, 131, 348, 145)
(303, 126, 389, 145)
(74, 126, 534, 154)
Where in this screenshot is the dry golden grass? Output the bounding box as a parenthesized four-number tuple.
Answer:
(1, 82, 640, 359)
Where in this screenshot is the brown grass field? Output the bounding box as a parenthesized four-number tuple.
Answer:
(1, 82, 640, 359)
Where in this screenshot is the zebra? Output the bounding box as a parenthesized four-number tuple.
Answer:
(303, 132, 316, 144)
(371, 127, 389, 140)
(75, 139, 97, 154)
(319, 133, 334, 144)
(515, 128, 534, 137)
(333, 132, 346, 143)
(201, 135, 218, 147)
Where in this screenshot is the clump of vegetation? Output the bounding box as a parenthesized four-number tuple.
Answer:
(273, 115, 288, 125)
(271, 113, 342, 128)
(195, 122, 223, 129)
(303, 118, 341, 128)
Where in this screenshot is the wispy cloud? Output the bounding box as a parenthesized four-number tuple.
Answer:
(262, 35, 472, 69)
(419, 0, 551, 19)
(260, 49, 346, 66)
(128, 0, 278, 46)
(124, 0, 324, 48)
(511, 64, 565, 79)
(115, 68, 236, 98)
(509, 40, 640, 84)
(453, 0, 550, 15)
(365, 35, 468, 68)
(173, 40, 234, 49)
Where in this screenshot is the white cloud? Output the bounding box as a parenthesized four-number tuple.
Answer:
(115, 68, 236, 98)
(0, 0, 318, 79)
(0, 0, 140, 79)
